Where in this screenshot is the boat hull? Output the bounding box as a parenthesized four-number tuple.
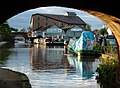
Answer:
(66, 46, 101, 58)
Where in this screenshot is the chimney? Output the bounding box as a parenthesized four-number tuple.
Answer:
(64, 12, 77, 16)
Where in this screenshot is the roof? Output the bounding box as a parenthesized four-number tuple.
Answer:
(32, 13, 86, 25)
(33, 25, 74, 31)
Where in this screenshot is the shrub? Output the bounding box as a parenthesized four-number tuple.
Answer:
(96, 46, 119, 86)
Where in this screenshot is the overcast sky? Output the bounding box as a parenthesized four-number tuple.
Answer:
(7, 6, 105, 31)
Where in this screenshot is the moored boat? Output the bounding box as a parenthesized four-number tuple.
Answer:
(67, 45, 101, 58)
(66, 31, 102, 58)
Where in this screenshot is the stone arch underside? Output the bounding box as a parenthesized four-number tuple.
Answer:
(0, 1, 120, 62)
(84, 10, 120, 63)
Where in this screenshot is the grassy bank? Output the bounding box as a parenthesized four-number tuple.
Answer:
(96, 46, 120, 88)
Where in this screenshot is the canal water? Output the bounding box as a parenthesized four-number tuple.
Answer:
(0, 42, 101, 88)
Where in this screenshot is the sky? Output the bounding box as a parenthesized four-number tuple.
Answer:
(7, 6, 105, 31)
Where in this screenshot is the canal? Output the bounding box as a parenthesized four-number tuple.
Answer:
(0, 42, 101, 88)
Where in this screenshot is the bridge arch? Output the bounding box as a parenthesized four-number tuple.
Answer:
(83, 10, 120, 64)
(8, 32, 29, 42)
(0, 1, 120, 63)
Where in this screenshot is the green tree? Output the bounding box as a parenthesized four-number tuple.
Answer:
(98, 27, 108, 46)
(99, 27, 108, 36)
(86, 24, 92, 31)
(10, 27, 18, 32)
(0, 21, 11, 35)
(0, 21, 18, 35)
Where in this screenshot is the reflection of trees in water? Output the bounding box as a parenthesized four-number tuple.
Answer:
(0, 42, 14, 49)
(30, 45, 70, 70)
(0, 43, 12, 65)
(30, 44, 100, 79)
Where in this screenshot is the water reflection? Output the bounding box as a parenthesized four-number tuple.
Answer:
(30, 44, 66, 70)
(30, 44, 101, 80)
(66, 55, 100, 79)
(0, 43, 12, 65)
(0, 43, 101, 88)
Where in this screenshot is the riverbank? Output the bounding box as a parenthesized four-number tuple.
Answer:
(0, 68, 31, 88)
(0, 41, 31, 88)
(0, 41, 7, 46)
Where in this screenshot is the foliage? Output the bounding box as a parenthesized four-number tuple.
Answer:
(0, 42, 12, 64)
(86, 24, 92, 31)
(0, 21, 10, 35)
(10, 27, 18, 32)
(99, 27, 108, 36)
(0, 21, 18, 35)
(96, 63, 118, 88)
(93, 45, 113, 53)
(19, 28, 26, 32)
(96, 46, 119, 87)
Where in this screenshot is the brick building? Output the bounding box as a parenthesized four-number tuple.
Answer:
(30, 12, 86, 38)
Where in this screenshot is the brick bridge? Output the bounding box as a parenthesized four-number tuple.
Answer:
(9, 32, 29, 41)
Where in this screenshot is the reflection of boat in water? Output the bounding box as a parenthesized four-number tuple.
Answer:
(45, 38, 64, 46)
(66, 55, 100, 79)
(14, 36, 25, 43)
(39, 38, 64, 46)
(15, 40, 25, 43)
(67, 31, 101, 58)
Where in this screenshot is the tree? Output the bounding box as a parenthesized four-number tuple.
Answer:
(86, 24, 92, 31)
(99, 27, 108, 46)
(0, 21, 10, 35)
(10, 27, 18, 32)
(0, 21, 18, 35)
(19, 28, 26, 32)
(0, 21, 19, 41)
(99, 27, 108, 36)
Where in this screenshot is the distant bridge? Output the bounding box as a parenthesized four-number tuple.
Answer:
(8, 32, 29, 41)
(9, 32, 39, 43)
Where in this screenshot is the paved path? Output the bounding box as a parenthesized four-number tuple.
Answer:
(0, 68, 31, 88)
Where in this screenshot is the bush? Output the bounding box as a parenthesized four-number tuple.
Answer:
(96, 46, 119, 87)
(93, 46, 116, 53)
